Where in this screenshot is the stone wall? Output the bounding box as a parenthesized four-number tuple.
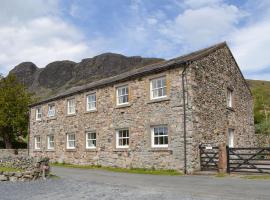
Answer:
(0, 149, 28, 157)
(0, 156, 49, 182)
(187, 46, 255, 172)
(30, 68, 186, 171)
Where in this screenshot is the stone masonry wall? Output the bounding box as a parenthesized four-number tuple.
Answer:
(187, 46, 255, 172)
(0, 149, 28, 157)
(0, 156, 50, 182)
(29, 68, 186, 171)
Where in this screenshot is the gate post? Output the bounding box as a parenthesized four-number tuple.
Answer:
(218, 143, 227, 173)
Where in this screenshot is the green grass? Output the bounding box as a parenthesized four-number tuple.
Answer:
(51, 163, 183, 176)
(0, 166, 23, 172)
(215, 173, 228, 178)
(242, 175, 270, 180)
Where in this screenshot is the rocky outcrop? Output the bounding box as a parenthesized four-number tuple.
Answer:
(9, 53, 164, 99)
(9, 62, 38, 87)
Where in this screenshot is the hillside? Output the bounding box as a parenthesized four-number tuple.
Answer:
(9, 53, 164, 100)
(247, 80, 270, 129)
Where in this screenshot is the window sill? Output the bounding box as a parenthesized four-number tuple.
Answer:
(113, 148, 130, 152)
(66, 114, 76, 117)
(85, 109, 97, 114)
(149, 148, 172, 153)
(66, 148, 76, 152)
(85, 148, 98, 152)
(45, 149, 55, 152)
(147, 97, 170, 104)
(226, 107, 235, 112)
(47, 117, 57, 121)
(33, 149, 42, 152)
(115, 103, 131, 109)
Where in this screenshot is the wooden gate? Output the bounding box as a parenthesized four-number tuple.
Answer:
(200, 145, 219, 171)
(227, 147, 270, 174)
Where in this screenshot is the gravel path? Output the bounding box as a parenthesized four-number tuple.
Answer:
(0, 167, 270, 200)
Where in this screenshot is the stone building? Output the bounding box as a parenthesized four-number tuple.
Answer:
(29, 42, 255, 174)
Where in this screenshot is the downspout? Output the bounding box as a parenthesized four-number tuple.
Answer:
(181, 63, 189, 174)
(27, 109, 30, 156)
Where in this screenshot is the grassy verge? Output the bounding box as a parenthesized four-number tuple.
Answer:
(241, 175, 270, 180)
(215, 173, 228, 178)
(0, 166, 23, 172)
(51, 163, 183, 176)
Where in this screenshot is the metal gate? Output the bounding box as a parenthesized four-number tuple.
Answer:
(227, 147, 270, 174)
(200, 145, 219, 171)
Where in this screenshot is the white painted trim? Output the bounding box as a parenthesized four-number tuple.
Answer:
(151, 125, 169, 148)
(86, 132, 96, 149)
(116, 129, 129, 148)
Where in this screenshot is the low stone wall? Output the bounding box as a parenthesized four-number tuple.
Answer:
(0, 156, 50, 182)
(255, 134, 270, 147)
(0, 149, 28, 157)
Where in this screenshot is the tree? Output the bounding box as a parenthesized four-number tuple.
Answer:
(0, 74, 32, 148)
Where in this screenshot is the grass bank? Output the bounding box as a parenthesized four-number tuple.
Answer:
(0, 166, 23, 172)
(242, 175, 270, 180)
(51, 163, 183, 176)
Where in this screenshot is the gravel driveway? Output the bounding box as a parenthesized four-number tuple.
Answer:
(0, 167, 270, 200)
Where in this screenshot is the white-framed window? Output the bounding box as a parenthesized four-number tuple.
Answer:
(116, 85, 129, 105)
(150, 77, 167, 100)
(67, 98, 76, 115)
(48, 104, 56, 117)
(228, 128, 234, 148)
(86, 132, 96, 149)
(86, 93, 96, 111)
(34, 136, 41, 150)
(116, 129, 129, 148)
(67, 133, 76, 149)
(151, 126, 168, 148)
(227, 88, 233, 108)
(47, 135, 55, 150)
(36, 107, 42, 121)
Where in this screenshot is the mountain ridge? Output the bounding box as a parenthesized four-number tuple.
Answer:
(9, 53, 164, 99)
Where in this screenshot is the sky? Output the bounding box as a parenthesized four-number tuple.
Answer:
(0, 0, 270, 80)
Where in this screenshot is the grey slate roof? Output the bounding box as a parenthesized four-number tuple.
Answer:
(30, 42, 229, 107)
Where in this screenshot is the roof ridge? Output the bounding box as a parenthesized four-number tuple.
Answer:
(30, 41, 228, 106)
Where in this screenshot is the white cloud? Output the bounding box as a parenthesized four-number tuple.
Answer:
(230, 20, 270, 72)
(159, 4, 244, 50)
(0, 0, 105, 75)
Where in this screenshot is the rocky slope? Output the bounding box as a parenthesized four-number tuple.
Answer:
(9, 53, 164, 100)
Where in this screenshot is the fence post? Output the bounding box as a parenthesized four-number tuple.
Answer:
(218, 143, 227, 173)
(226, 145, 230, 174)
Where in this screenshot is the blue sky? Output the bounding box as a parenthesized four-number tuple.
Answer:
(0, 0, 270, 80)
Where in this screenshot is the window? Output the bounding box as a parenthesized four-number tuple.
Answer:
(150, 77, 167, 99)
(47, 135, 54, 150)
(116, 129, 129, 148)
(36, 107, 42, 121)
(116, 85, 129, 105)
(151, 126, 168, 148)
(34, 136, 41, 150)
(67, 133, 76, 149)
(67, 98, 76, 115)
(48, 104, 55, 117)
(86, 132, 96, 149)
(86, 93, 96, 111)
(227, 88, 233, 108)
(228, 128, 234, 148)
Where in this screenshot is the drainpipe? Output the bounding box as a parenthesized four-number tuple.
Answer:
(181, 63, 189, 174)
(27, 109, 30, 156)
